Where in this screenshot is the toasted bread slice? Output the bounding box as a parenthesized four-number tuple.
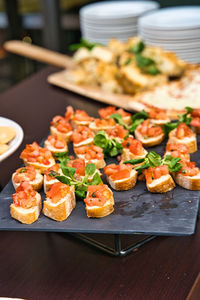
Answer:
(107, 169, 137, 191)
(23, 157, 55, 174)
(50, 126, 72, 142)
(43, 176, 60, 193)
(10, 192, 41, 224)
(43, 186, 75, 222)
(149, 118, 170, 126)
(73, 137, 94, 148)
(146, 174, 175, 193)
(44, 139, 68, 156)
(164, 150, 190, 161)
(121, 148, 148, 162)
(85, 187, 114, 218)
(173, 172, 200, 190)
(89, 121, 115, 133)
(12, 170, 43, 191)
(168, 130, 197, 154)
(75, 153, 106, 169)
(135, 128, 164, 147)
(71, 119, 91, 128)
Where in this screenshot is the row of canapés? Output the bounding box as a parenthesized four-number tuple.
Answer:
(10, 106, 200, 225)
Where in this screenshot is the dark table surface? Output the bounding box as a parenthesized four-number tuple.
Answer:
(0, 66, 199, 300)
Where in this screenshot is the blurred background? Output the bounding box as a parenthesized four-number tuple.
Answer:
(0, 0, 199, 93)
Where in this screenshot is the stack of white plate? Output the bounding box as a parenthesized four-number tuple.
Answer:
(80, 1, 159, 45)
(139, 6, 200, 64)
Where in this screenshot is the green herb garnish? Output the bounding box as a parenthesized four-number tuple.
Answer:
(69, 38, 101, 51)
(129, 41, 145, 54)
(94, 131, 122, 157)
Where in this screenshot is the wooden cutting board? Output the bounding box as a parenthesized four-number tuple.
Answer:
(4, 40, 145, 112)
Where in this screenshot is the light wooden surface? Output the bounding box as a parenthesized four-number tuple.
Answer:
(47, 70, 146, 112)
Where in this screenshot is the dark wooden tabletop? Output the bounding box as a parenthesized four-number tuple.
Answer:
(0, 66, 199, 300)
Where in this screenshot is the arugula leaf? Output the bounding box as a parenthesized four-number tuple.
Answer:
(54, 151, 68, 158)
(129, 119, 145, 133)
(61, 165, 76, 178)
(75, 185, 88, 199)
(85, 163, 96, 176)
(134, 162, 150, 173)
(163, 122, 178, 135)
(129, 41, 145, 54)
(123, 158, 145, 165)
(48, 170, 60, 177)
(110, 113, 129, 130)
(132, 110, 148, 122)
(90, 172, 102, 185)
(146, 65, 160, 75)
(69, 38, 101, 51)
(162, 155, 182, 173)
(19, 168, 27, 173)
(94, 131, 122, 157)
(54, 152, 69, 165)
(146, 151, 162, 167)
(55, 175, 71, 185)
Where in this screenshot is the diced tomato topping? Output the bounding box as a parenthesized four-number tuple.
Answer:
(51, 116, 72, 133)
(138, 120, 163, 138)
(104, 163, 132, 180)
(179, 160, 199, 177)
(84, 184, 112, 207)
(98, 106, 116, 119)
(122, 137, 145, 156)
(191, 109, 200, 118)
(45, 164, 60, 181)
(65, 106, 74, 120)
(14, 166, 37, 184)
(12, 182, 37, 208)
(20, 142, 53, 165)
(74, 110, 93, 122)
(47, 135, 66, 149)
(145, 165, 169, 184)
(46, 182, 70, 203)
(176, 123, 193, 139)
(74, 144, 104, 160)
(106, 124, 128, 139)
(72, 126, 93, 144)
(148, 108, 167, 120)
(67, 159, 86, 176)
(166, 143, 189, 159)
(94, 118, 116, 128)
(98, 106, 131, 119)
(190, 118, 200, 128)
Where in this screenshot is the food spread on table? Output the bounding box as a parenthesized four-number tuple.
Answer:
(0, 126, 16, 155)
(10, 105, 200, 224)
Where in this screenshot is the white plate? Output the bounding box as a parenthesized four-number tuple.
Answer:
(80, 1, 159, 20)
(139, 6, 200, 30)
(0, 117, 24, 162)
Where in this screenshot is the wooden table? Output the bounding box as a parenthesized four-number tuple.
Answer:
(0, 67, 199, 300)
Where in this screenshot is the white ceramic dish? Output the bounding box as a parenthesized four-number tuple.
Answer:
(0, 117, 24, 162)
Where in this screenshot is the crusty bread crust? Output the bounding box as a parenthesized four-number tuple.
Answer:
(146, 174, 175, 193)
(149, 118, 170, 126)
(135, 128, 164, 147)
(85, 188, 114, 218)
(12, 171, 43, 191)
(23, 157, 55, 174)
(73, 137, 94, 148)
(50, 126, 72, 142)
(173, 173, 200, 190)
(168, 129, 197, 153)
(71, 119, 91, 129)
(10, 192, 41, 224)
(107, 169, 137, 191)
(121, 148, 147, 162)
(43, 186, 75, 221)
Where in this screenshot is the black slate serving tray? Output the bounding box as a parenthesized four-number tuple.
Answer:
(0, 137, 199, 236)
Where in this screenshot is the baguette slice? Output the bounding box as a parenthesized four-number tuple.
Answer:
(76, 154, 106, 169)
(173, 172, 200, 190)
(121, 148, 148, 162)
(168, 129, 197, 154)
(23, 157, 55, 174)
(107, 169, 137, 191)
(135, 128, 164, 147)
(73, 137, 94, 148)
(12, 169, 43, 191)
(43, 176, 60, 193)
(50, 126, 72, 142)
(44, 138, 68, 156)
(85, 186, 114, 218)
(10, 192, 41, 224)
(43, 185, 75, 222)
(149, 118, 170, 126)
(146, 174, 175, 193)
